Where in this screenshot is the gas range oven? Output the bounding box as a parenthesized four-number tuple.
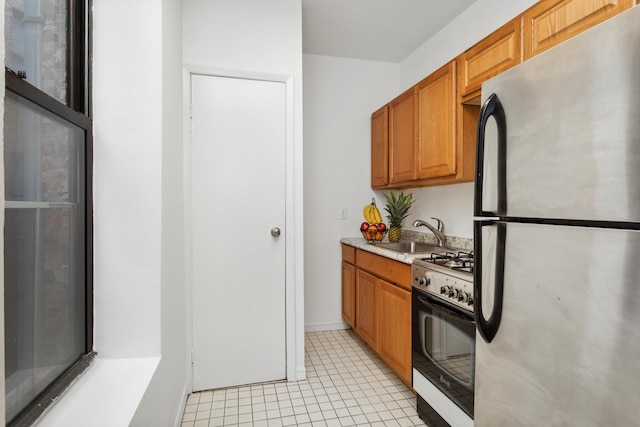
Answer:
(411, 251, 475, 427)
(412, 252, 474, 312)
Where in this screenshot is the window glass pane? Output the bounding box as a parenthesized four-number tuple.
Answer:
(4, 93, 85, 423)
(5, 0, 69, 104)
(5, 93, 79, 204)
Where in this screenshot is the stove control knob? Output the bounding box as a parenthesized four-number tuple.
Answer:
(449, 288, 458, 299)
(440, 286, 449, 295)
(458, 292, 469, 303)
(417, 277, 428, 286)
(467, 296, 474, 306)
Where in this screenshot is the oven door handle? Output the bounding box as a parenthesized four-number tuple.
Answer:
(416, 294, 474, 324)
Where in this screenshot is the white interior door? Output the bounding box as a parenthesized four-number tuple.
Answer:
(190, 74, 286, 391)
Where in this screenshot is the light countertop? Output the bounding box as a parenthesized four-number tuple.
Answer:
(341, 231, 473, 265)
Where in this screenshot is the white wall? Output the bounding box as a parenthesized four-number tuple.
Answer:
(303, 54, 398, 331)
(303, 0, 540, 331)
(36, 1, 188, 425)
(402, 184, 475, 238)
(399, 0, 538, 239)
(92, 0, 163, 359)
(37, 1, 304, 424)
(131, 0, 188, 425)
(182, 0, 306, 381)
(400, 0, 539, 91)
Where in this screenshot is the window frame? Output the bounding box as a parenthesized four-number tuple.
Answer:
(4, 0, 94, 425)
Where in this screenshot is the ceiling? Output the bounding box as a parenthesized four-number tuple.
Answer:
(302, 0, 477, 62)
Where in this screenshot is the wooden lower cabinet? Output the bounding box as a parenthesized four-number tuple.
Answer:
(378, 280, 412, 385)
(355, 269, 379, 351)
(341, 261, 356, 328)
(341, 245, 413, 386)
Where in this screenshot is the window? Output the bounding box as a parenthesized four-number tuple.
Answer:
(4, 1, 92, 425)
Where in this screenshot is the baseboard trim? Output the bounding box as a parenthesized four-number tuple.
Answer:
(304, 321, 350, 333)
(174, 382, 189, 427)
(293, 366, 307, 382)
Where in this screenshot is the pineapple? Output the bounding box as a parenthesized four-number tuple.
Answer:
(383, 192, 413, 242)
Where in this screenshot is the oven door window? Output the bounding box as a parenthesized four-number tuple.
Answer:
(420, 310, 474, 387)
(412, 290, 476, 417)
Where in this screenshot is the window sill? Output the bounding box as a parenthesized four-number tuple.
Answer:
(34, 357, 160, 427)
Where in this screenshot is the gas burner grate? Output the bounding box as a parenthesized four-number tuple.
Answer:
(421, 251, 474, 274)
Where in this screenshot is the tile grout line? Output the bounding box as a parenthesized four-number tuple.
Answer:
(182, 329, 425, 427)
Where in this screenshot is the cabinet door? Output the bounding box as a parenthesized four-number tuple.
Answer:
(523, 0, 634, 60)
(388, 87, 417, 184)
(459, 17, 522, 97)
(456, 100, 481, 183)
(355, 269, 378, 351)
(371, 105, 389, 188)
(341, 261, 356, 328)
(378, 280, 412, 386)
(417, 61, 456, 180)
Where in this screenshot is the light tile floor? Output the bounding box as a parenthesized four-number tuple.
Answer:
(181, 329, 426, 426)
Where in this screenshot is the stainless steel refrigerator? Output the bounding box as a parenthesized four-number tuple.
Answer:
(473, 5, 640, 426)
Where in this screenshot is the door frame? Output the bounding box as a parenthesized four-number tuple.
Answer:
(182, 65, 305, 391)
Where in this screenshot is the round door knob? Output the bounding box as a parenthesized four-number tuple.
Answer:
(271, 227, 281, 237)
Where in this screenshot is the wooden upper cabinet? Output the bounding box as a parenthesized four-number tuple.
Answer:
(456, 100, 481, 183)
(368, 0, 635, 189)
(371, 105, 389, 188)
(417, 60, 456, 180)
(459, 17, 522, 97)
(388, 86, 417, 184)
(523, 0, 634, 59)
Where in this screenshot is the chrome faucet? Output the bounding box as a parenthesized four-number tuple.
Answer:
(413, 217, 446, 247)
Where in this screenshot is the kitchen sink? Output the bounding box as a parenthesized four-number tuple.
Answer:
(372, 241, 449, 254)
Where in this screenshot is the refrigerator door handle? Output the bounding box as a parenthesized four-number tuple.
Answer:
(474, 93, 507, 217)
(474, 220, 506, 343)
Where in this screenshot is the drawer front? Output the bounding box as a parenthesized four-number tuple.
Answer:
(356, 249, 411, 291)
(342, 244, 356, 264)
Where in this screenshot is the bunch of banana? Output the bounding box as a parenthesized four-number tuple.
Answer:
(362, 198, 383, 224)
